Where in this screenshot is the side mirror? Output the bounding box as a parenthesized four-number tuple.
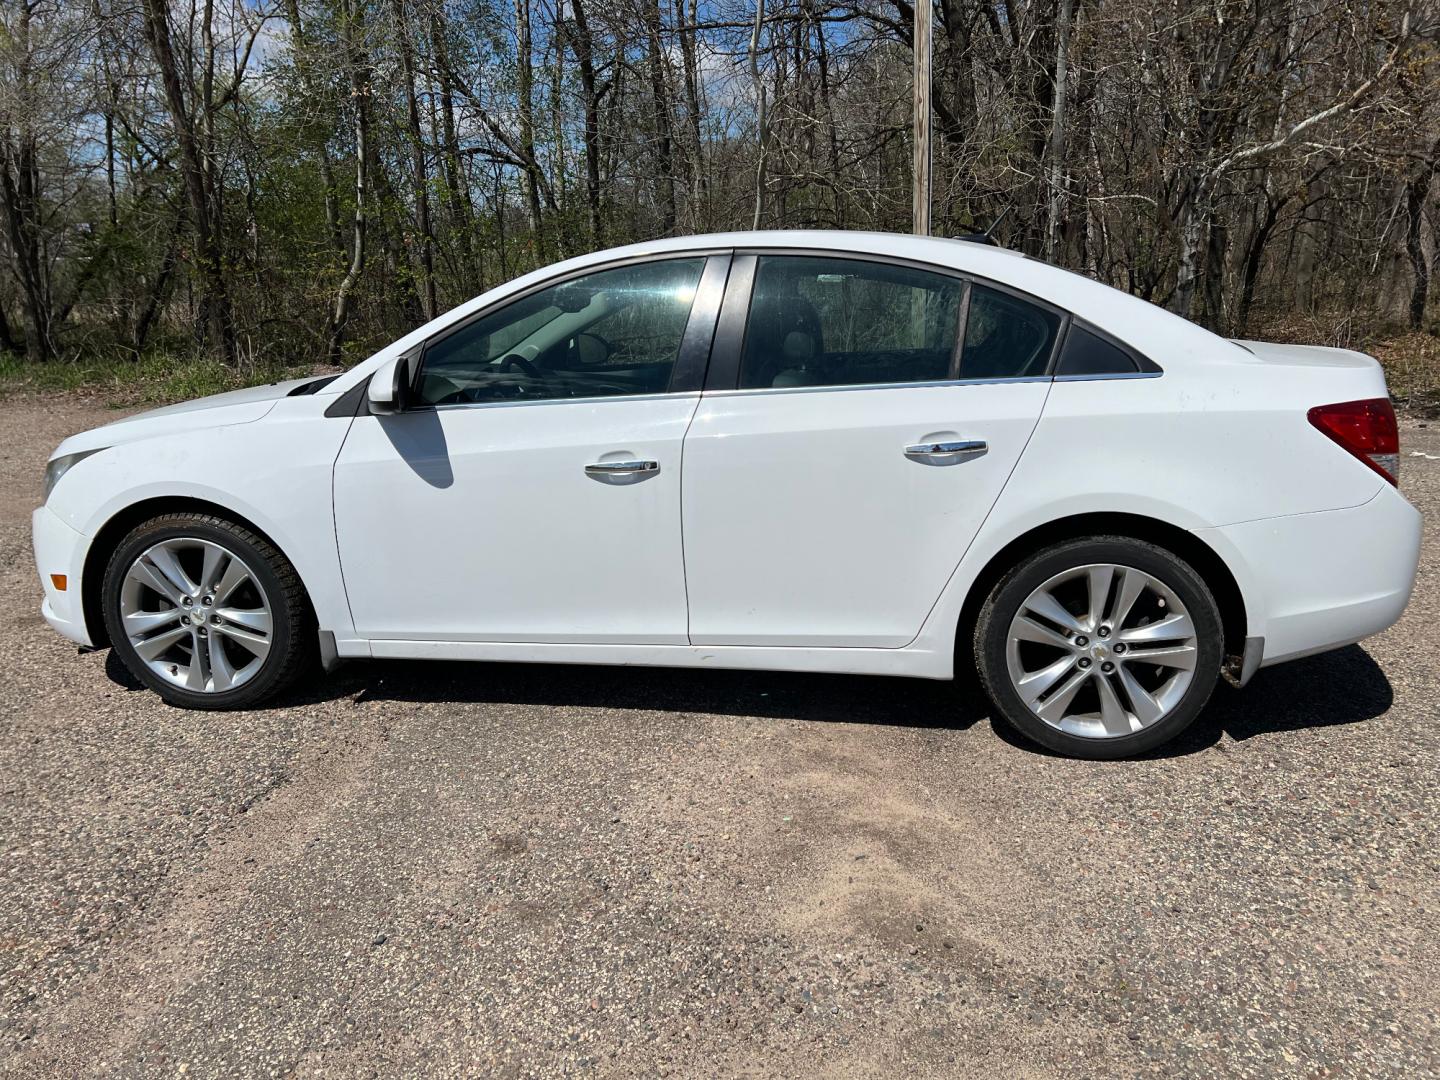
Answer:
(367, 350, 416, 415)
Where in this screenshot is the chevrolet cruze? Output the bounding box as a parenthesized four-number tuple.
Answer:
(33, 232, 1423, 758)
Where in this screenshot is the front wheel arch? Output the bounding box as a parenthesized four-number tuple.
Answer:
(955, 512, 1248, 675)
(82, 497, 311, 649)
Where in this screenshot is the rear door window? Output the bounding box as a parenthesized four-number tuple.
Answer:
(958, 285, 1063, 379)
(737, 256, 963, 390)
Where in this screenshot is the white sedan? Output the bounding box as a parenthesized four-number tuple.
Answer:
(33, 232, 1422, 758)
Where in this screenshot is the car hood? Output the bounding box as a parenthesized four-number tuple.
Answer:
(52, 377, 320, 458)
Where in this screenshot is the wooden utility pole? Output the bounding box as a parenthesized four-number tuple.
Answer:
(912, 0, 932, 235)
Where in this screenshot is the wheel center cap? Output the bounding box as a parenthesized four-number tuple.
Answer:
(1090, 642, 1109, 661)
(192, 607, 207, 625)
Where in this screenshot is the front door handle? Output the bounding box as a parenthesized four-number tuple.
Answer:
(584, 459, 660, 476)
(904, 440, 987, 460)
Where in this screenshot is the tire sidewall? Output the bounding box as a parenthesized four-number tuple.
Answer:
(103, 517, 300, 709)
(977, 537, 1223, 760)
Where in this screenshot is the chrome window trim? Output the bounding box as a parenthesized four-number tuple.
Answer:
(1053, 370, 1164, 383)
(701, 376, 1053, 399)
(422, 390, 702, 414)
(404, 371, 1158, 411)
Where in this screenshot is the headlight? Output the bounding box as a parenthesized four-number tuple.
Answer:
(44, 448, 106, 502)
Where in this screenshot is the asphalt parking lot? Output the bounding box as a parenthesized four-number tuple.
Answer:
(1, 396, 1437, 1078)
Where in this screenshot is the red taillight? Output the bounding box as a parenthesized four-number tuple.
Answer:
(1307, 398, 1400, 485)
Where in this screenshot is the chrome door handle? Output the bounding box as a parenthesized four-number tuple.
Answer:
(584, 459, 660, 476)
(904, 440, 987, 460)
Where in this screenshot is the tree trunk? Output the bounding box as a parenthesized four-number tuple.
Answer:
(515, 0, 545, 256)
(429, 13, 479, 290)
(139, 0, 236, 363)
(0, 303, 20, 356)
(1235, 197, 1282, 336)
(644, 0, 677, 234)
(749, 0, 768, 228)
(1173, 177, 1212, 321)
(329, 0, 370, 363)
(282, 0, 344, 257)
(1043, 0, 1073, 261)
(1405, 138, 1440, 329)
(133, 214, 185, 352)
(675, 0, 706, 227)
(566, 0, 605, 247)
(0, 0, 53, 361)
(0, 137, 51, 361)
(391, 0, 436, 318)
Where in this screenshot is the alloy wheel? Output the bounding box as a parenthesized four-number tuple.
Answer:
(119, 537, 274, 693)
(1004, 563, 1199, 739)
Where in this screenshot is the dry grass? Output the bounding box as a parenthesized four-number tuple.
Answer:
(0, 352, 338, 409)
(1367, 332, 1440, 416)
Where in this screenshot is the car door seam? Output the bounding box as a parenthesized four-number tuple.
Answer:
(329, 410, 365, 641)
(902, 377, 1058, 651)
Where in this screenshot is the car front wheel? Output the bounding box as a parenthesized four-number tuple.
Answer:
(974, 536, 1223, 759)
(102, 512, 314, 709)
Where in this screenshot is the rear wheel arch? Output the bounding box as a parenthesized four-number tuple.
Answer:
(81, 497, 312, 649)
(956, 512, 1248, 670)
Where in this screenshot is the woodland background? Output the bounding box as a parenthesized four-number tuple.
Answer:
(2, 0, 1439, 403)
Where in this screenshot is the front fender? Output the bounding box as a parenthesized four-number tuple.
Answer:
(48, 397, 356, 641)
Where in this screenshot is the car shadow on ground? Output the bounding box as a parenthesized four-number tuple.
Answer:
(105, 643, 1393, 758)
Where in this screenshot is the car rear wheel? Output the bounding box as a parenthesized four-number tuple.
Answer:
(974, 536, 1223, 759)
(102, 512, 314, 709)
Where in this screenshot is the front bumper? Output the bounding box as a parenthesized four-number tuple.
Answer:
(1199, 484, 1423, 669)
(32, 504, 93, 647)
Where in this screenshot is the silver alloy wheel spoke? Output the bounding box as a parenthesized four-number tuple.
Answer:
(1004, 562, 1199, 740)
(1022, 590, 1085, 635)
(130, 558, 186, 606)
(1118, 612, 1193, 643)
(1036, 666, 1090, 723)
(133, 625, 189, 661)
(216, 606, 272, 635)
(1123, 643, 1198, 671)
(120, 537, 273, 693)
(1110, 568, 1148, 630)
(215, 622, 271, 660)
(200, 544, 227, 594)
(212, 557, 251, 606)
(1016, 654, 1077, 705)
(1011, 615, 1074, 651)
(1094, 673, 1135, 736)
(148, 544, 199, 597)
(1116, 663, 1164, 726)
(209, 632, 237, 691)
(1086, 565, 1115, 629)
(123, 607, 182, 634)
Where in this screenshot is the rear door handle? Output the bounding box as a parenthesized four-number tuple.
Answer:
(584, 459, 660, 476)
(904, 440, 987, 460)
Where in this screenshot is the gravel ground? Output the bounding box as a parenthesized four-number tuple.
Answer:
(1, 397, 1437, 1078)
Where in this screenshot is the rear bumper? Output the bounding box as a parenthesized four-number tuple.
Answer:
(32, 504, 93, 647)
(1198, 485, 1422, 669)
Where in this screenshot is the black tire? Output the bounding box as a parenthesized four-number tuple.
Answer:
(102, 512, 315, 710)
(973, 536, 1223, 760)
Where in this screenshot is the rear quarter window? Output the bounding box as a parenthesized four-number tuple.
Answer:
(1056, 324, 1160, 376)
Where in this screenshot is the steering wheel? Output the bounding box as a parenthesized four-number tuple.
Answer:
(498, 354, 544, 381)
